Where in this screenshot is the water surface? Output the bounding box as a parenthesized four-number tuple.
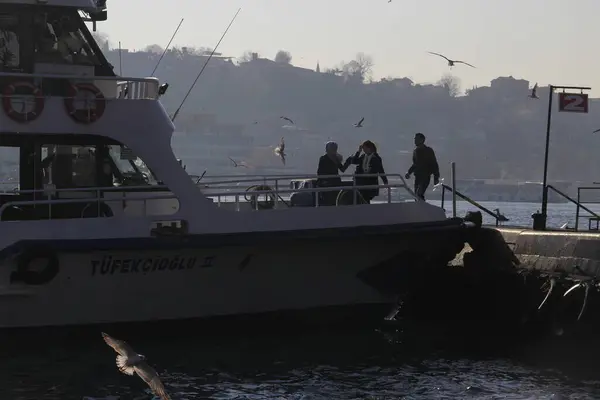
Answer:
(3, 324, 599, 399)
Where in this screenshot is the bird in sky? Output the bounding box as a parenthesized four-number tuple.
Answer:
(529, 83, 539, 99)
(274, 137, 286, 165)
(280, 116, 294, 125)
(101, 332, 171, 400)
(428, 52, 475, 69)
(354, 117, 365, 128)
(228, 157, 249, 168)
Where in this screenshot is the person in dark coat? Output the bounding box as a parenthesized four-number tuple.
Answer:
(405, 133, 440, 201)
(316, 141, 351, 206)
(346, 140, 388, 204)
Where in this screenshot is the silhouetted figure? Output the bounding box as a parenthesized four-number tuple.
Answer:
(405, 133, 439, 201)
(317, 141, 350, 206)
(346, 140, 388, 204)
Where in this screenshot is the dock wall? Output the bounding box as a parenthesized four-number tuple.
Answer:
(454, 227, 600, 279)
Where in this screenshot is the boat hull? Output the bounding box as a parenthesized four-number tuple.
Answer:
(0, 219, 467, 328)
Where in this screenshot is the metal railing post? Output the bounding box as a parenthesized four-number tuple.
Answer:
(576, 188, 581, 231)
(451, 162, 457, 218)
(441, 185, 445, 210)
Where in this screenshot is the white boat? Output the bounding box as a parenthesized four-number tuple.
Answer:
(0, 0, 469, 329)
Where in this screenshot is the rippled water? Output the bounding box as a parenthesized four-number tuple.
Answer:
(3, 324, 600, 400)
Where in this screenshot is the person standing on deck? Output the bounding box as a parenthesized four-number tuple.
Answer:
(345, 140, 388, 204)
(405, 133, 440, 201)
(316, 141, 351, 206)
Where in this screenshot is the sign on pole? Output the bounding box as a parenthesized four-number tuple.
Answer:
(558, 92, 589, 113)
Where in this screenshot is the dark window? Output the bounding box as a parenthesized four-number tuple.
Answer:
(41, 144, 101, 189)
(0, 13, 21, 71)
(33, 10, 100, 67)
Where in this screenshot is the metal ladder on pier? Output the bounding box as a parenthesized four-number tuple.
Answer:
(439, 162, 508, 227)
(547, 185, 600, 231)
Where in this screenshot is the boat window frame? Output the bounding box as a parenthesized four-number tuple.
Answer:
(0, 134, 162, 192)
(0, 5, 115, 76)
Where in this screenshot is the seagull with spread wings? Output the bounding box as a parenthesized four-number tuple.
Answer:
(274, 137, 286, 165)
(428, 52, 475, 69)
(228, 156, 249, 168)
(354, 117, 365, 128)
(280, 116, 294, 125)
(101, 332, 171, 400)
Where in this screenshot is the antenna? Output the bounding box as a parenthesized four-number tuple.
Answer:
(118, 41, 122, 75)
(150, 18, 184, 76)
(171, 8, 241, 123)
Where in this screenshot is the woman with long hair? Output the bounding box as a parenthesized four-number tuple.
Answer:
(346, 140, 388, 204)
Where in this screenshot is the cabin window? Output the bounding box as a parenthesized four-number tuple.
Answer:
(41, 144, 103, 189)
(0, 146, 19, 192)
(0, 13, 20, 70)
(108, 145, 160, 186)
(33, 11, 100, 66)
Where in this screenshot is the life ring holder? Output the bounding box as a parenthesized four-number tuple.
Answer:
(336, 189, 368, 206)
(81, 202, 114, 218)
(2, 81, 44, 123)
(64, 83, 106, 123)
(10, 248, 60, 286)
(245, 185, 276, 210)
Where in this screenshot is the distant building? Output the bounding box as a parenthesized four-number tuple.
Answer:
(316, 61, 320, 73)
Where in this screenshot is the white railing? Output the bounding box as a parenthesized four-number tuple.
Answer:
(0, 71, 160, 100)
(0, 173, 419, 220)
(195, 172, 420, 210)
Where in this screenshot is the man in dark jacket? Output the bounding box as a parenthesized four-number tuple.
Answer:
(404, 133, 439, 201)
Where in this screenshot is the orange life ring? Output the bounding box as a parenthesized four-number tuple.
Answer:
(64, 83, 106, 123)
(2, 81, 44, 123)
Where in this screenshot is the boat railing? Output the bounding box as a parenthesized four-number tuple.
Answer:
(197, 172, 418, 202)
(440, 183, 507, 226)
(0, 71, 160, 100)
(0, 174, 417, 219)
(572, 186, 600, 231)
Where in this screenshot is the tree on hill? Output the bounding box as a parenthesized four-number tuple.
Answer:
(238, 50, 260, 63)
(144, 44, 164, 54)
(275, 50, 292, 64)
(437, 73, 461, 97)
(340, 52, 374, 82)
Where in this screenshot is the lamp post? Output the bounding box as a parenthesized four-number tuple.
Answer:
(537, 85, 591, 230)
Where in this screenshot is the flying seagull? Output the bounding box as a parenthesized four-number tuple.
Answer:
(280, 116, 294, 125)
(274, 137, 286, 165)
(529, 83, 539, 99)
(102, 332, 171, 400)
(428, 52, 475, 68)
(593, 128, 600, 133)
(354, 117, 365, 128)
(228, 156, 249, 168)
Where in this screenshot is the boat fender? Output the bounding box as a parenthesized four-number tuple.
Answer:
(64, 83, 106, 123)
(2, 81, 44, 123)
(10, 249, 59, 286)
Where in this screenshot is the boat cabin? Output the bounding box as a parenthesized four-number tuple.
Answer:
(0, 133, 167, 220)
(0, 1, 113, 81)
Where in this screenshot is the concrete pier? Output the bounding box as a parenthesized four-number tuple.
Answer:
(453, 226, 600, 279)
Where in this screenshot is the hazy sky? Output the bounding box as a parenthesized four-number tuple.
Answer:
(98, 0, 600, 94)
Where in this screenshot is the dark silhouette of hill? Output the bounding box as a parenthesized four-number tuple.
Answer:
(100, 40, 600, 183)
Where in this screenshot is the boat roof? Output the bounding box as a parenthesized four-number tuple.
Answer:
(0, 0, 102, 11)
